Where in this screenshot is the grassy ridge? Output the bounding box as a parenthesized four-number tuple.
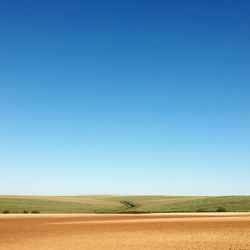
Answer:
(0, 195, 250, 213)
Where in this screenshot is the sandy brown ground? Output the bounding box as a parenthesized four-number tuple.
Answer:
(0, 213, 250, 250)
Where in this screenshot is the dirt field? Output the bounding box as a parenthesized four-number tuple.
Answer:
(1, 213, 250, 250)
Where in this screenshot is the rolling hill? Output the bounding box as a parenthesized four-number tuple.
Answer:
(1, 195, 250, 213)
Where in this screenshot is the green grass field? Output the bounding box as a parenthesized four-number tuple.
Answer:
(1, 195, 250, 214)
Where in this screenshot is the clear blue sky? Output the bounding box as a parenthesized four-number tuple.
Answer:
(0, 0, 249, 195)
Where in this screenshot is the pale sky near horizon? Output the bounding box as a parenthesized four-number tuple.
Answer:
(0, 0, 250, 195)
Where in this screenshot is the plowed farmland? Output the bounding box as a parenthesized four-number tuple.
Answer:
(1, 213, 250, 250)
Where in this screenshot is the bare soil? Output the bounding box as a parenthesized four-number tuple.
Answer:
(1, 213, 250, 249)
